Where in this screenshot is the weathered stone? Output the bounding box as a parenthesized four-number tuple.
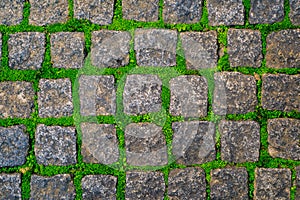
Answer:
(172, 121, 215, 165)
(262, 74, 300, 112)
(210, 168, 248, 200)
(30, 174, 75, 200)
(207, 0, 244, 26)
(0, 81, 34, 118)
(228, 29, 262, 68)
(50, 32, 85, 69)
(35, 124, 77, 166)
(266, 29, 300, 68)
(135, 29, 177, 67)
(74, 0, 114, 25)
(219, 120, 260, 163)
(213, 72, 257, 115)
(0, 0, 24, 25)
(29, 0, 68, 26)
(296, 166, 300, 199)
(289, 0, 300, 25)
(181, 31, 218, 69)
(123, 74, 162, 115)
(254, 168, 291, 200)
(163, 0, 202, 24)
(268, 118, 300, 160)
(122, 0, 159, 22)
(81, 123, 119, 164)
(82, 175, 117, 200)
(0, 174, 21, 199)
(79, 75, 116, 116)
(126, 171, 165, 200)
(170, 75, 208, 117)
(249, 0, 284, 24)
(38, 78, 73, 118)
(8, 32, 45, 70)
(168, 167, 206, 199)
(125, 123, 168, 166)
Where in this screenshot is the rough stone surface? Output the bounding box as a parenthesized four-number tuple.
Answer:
(50, 32, 85, 69)
(213, 72, 257, 115)
(29, 0, 68, 26)
(266, 29, 300, 68)
(210, 168, 249, 200)
(254, 168, 291, 200)
(289, 0, 300, 25)
(79, 75, 116, 116)
(30, 174, 75, 200)
(8, 32, 45, 70)
(125, 123, 168, 166)
(228, 29, 263, 68)
(262, 74, 300, 112)
(35, 124, 77, 166)
(170, 75, 208, 117)
(38, 78, 74, 118)
(0, 81, 34, 119)
(74, 0, 114, 25)
(219, 120, 260, 163)
(135, 29, 178, 67)
(168, 167, 206, 199)
(123, 74, 162, 115)
(122, 0, 159, 22)
(0, 173, 21, 200)
(296, 166, 300, 199)
(82, 175, 117, 200)
(126, 171, 165, 200)
(172, 121, 215, 165)
(163, 0, 202, 24)
(0, 0, 24, 25)
(181, 31, 218, 69)
(249, 0, 284, 24)
(268, 118, 300, 160)
(207, 0, 244, 26)
(81, 123, 119, 164)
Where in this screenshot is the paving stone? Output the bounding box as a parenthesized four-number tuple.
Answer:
(74, 0, 114, 25)
(228, 29, 263, 68)
(249, 0, 284, 24)
(8, 32, 45, 70)
(29, 0, 68, 26)
(123, 74, 162, 115)
(82, 175, 117, 200)
(30, 174, 75, 200)
(207, 0, 244, 26)
(213, 72, 257, 115)
(81, 123, 119, 164)
(219, 120, 260, 163)
(126, 171, 165, 200)
(50, 32, 85, 69)
(168, 167, 206, 199)
(170, 75, 208, 117)
(135, 29, 177, 67)
(210, 168, 248, 200)
(0, 81, 34, 119)
(266, 29, 300, 68)
(296, 166, 300, 199)
(0, 0, 24, 25)
(262, 74, 300, 112)
(91, 30, 131, 68)
(0, 173, 21, 200)
(122, 0, 159, 22)
(38, 78, 73, 118)
(254, 168, 291, 200)
(163, 0, 202, 24)
(79, 75, 116, 116)
(180, 31, 218, 69)
(289, 0, 300, 25)
(268, 118, 300, 160)
(172, 121, 215, 165)
(35, 124, 77, 166)
(125, 123, 168, 166)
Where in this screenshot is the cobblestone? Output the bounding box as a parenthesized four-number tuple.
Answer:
(296, 166, 300, 199)
(0, 0, 24, 25)
(289, 0, 300, 25)
(122, 0, 159, 22)
(0, 173, 21, 200)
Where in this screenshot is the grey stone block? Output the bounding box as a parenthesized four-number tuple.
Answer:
(0, 173, 21, 200)
(122, 0, 159, 22)
(289, 0, 300, 25)
(0, 0, 24, 25)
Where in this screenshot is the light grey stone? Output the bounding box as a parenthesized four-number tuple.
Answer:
(0, 0, 24, 25)
(0, 173, 21, 200)
(122, 0, 159, 22)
